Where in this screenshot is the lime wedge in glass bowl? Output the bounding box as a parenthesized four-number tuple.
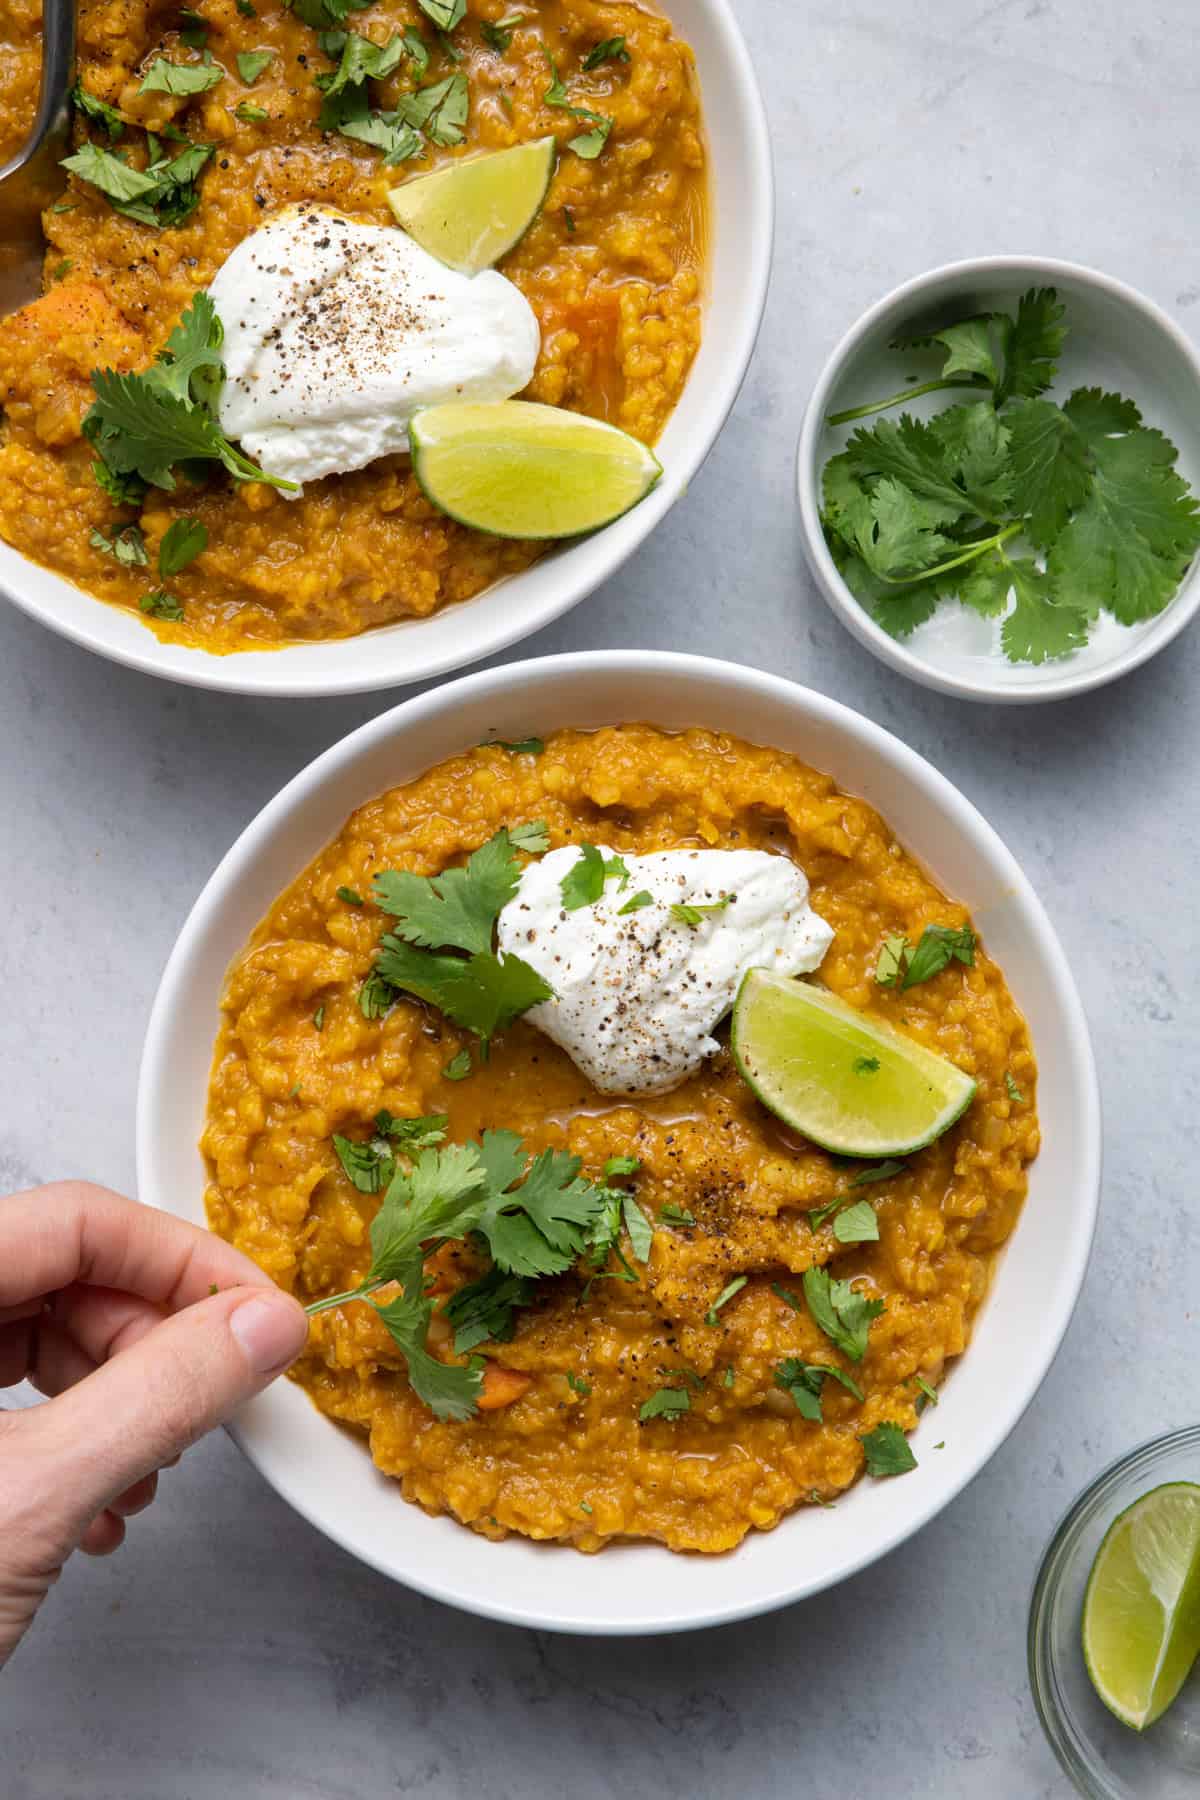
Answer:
(387, 138, 557, 274)
(409, 401, 663, 539)
(730, 971, 977, 1156)
(1082, 1483, 1200, 1731)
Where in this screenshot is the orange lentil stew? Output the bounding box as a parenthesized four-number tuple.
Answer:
(202, 725, 1040, 1552)
(0, 1, 705, 651)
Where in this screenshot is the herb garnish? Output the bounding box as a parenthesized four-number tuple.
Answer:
(83, 293, 294, 494)
(913, 1373, 938, 1409)
(90, 523, 149, 567)
(337, 885, 363, 905)
(821, 288, 1200, 663)
(583, 37, 629, 69)
(618, 890, 653, 914)
(659, 1202, 695, 1227)
(1005, 1070, 1023, 1103)
(559, 843, 629, 909)
(367, 825, 552, 1052)
(705, 1275, 747, 1326)
(416, 0, 464, 27)
(669, 898, 730, 927)
(444, 1267, 533, 1353)
(773, 1356, 864, 1422)
(604, 1156, 639, 1179)
(442, 1048, 473, 1081)
(566, 1370, 592, 1396)
(140, 588, 184, 620)
(832, 1199, 879, 1245)
(333, 1111, 449, 1193)
(639, 1387, 690, 1422)
(309, 1130, 613, 1418)
(140, 57, 225, 96)
(158, 516, 207, 577)
(802, 1266, 884, 1363)
(876, 923, 975, 990)
(482, 735, 544, 755)
(61, 139, 215, 230)
(233, 102, 268, 121)
(482, 12, 523, 51)
(861, 1421, 918, 1477)
(73, 84, 125, 140)
(236, 49, 274, 82)
(542, 50, 614, 159)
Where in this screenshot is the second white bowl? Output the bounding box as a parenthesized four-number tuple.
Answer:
(137, 650, 1101, 1635)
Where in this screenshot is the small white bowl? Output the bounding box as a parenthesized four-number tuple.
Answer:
(137, 650, 1101, 1636)
(797, 256, 1200, 704)
(0, 0, 771, 698)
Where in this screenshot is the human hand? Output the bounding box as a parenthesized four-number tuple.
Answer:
(0, 1181, 308, 1669)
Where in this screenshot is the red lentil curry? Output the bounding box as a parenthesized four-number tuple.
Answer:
(0, 0, 705, 650)
(202, 725, 1040, 1553)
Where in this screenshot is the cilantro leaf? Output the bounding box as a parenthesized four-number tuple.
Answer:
(862, 478, 954, 580)
(73, 83, 125, 140)
(395, 72, 469, 146)
(476, 1137, 611, 1277)
(374, 827, 524, 954)
(846, 414, 975, 517)
(875, 935, 908, 987)
(359, 970, 396, 1019)
(482, 14, 524, 52)
(236, 49, 274, 83)
(618, 889, 653, 914)
(326, 90, 423, 164)
(374, 1277, 483, 1421)
(705, 1274, 747, 1326)
(851, 1159, 906, 1186)
(670, 898, 730, 927)
(61, 143, 164, 208)
(364, 1143, 489, 1284)
(90, 523, 148, 567)
(801, 1266, 884, 1363)
(622, 1193, 654, 1263)
(833, 1200, 879, 1244)
(659, 1202, 695, 1227)
(139, 588, 184, 620)
(375, 940, 552, 1046)
(542, 49, 570, 106)
(559, 843, 629, 910)
(444, 1267, 533, 1353)
(416, 0, 465, 27)
(1062, 386, 1143, 448)
(930, 402, 1013, 515)
(567, 116, 612, 159)
(900, 923, 975, 988)
(316, 31, 408, 104)
(333, 1131, 393, 1193)
(140, 57, 225, 95)
(286, 0, 371, 26)
(861, 1420, 918, 1477)
(158, 516, 207, 577)
(1001, 557, 1090, 663)
(995, 287, 1066, 406)
(604, 1155, 639, 1179)
(958, 549, 1014, 617)
(639, 1387, 689, 1422)
(1005, 1071, 1023, 1103)
(774, 1356, 864, 1422)
(233, 102, 268, 121)
(374, 1110, 448, 1148)
(583, 36, 628, 68)
(442, 1047, 472, 1080)
(1005, 398, 1091, 549)
(508, 821, 550, 853)
(483, 736, 544, 755)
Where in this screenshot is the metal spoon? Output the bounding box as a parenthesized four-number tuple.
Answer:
(0, 0, 76, 317)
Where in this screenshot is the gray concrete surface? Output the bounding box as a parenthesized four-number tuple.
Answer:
(4, 1, 1199, 1792)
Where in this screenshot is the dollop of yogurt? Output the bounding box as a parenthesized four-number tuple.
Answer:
(495, 846, 834, 1094)
(206, 205, 540, 492)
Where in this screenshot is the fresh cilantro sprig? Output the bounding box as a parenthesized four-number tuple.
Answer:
(820, 288, 1200, 664)
(310, 1129, 614, 1419)
(861, 1420, 918, 1477)
(773, 1356, 864, 1422)
(83, 293, 296, 496)
(365, 825, 553, 1052)
(876, 923, 975, 990)
(801, 1266, 884, 1363)
(559, 844, 629, 910)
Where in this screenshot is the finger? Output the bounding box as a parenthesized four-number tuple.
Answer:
(23, 1285, 308, 1544)
(49, 1285, 167, 1367)
(79, 1511, 125, 1558)
(0, 1182, 275, 1312)
(29, 1321, 96, 1399)
(107, 1472, 158, 1519)
(0, 1318, 35, 1388)
(0, 1300, 43, 1327)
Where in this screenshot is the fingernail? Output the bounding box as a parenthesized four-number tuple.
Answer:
(230, 1293, 308, 1375)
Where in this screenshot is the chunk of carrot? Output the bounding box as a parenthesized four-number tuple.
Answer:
(476, 1365, 532, 1411)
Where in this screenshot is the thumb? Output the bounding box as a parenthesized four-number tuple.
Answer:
(24, 1285, 308, 1546)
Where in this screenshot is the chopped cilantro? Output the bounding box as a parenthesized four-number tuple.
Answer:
(337, 886, 363, 905)
(416, 0, 464, 27)
(482, 12, 523, 52)
(621, 1193, 653, 1263)
(139, 588, 184, 620)
(359, 970, 395, 1020)
(442, 1047, 473, 1081)
(508, 821, 550, 853)
(444, 1267, 532, 1353)
(72, 83, 125, 139)
(62, 140, 216, 231)
(559, 842, 630, 909)
(158, 516, 207, 577)
(705, 1274, 747, 1327)
(901, 923, 976, 988)
(482, 735, 544, 755)
(140, 57, 225, 95)
(542, 49, 614, 158)
(236, 49, 274, 82)
(1005, 1070, 1023, 1103)
(233, 102, 268, 121)
(583, 36, 628, 69)
(913, 1373, 938, 1409)
(802, 1266, 884, 1363)
(771, 1282, 804, 1312)
(669, 898, 730, 927)
(604, 1155, 639, 1179)
(875, 934, 908, 987)
(179, 8, 208, 47)
(579, 1499, 593, 1514)
(832, 1199, 879, 1245)
(773, 1356, 864, 1422)
(90, 523, 148, 568)
(861, 1421, 918, 1477)
(853, 1055, 880, 1075)
(639, 1387, 690, 1422)
(566, 1370, 591, 1396)
(723, 1365, 735, 1388)
(659, 1202, 695, 1227)
(851, 1159, 906, 1186)
(618, 889, 653, 914)
(313, 1005, 325, 1030)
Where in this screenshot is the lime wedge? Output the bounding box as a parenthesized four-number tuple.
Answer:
(1083, 1483, 1200, 1730)
(409, 401, 663, 539)
(387, 138, 557, 274)
(730, 971, 977, 1157)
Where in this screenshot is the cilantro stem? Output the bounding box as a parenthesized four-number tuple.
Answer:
(828, 377, 987, 428)
(305, 1283, 377, 1316)
(876, 521, 1022, 588)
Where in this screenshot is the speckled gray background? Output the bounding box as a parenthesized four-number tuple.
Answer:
(4, 1, 1198, 1793)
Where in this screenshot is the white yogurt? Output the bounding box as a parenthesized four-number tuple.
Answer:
(207, 205, 540, 492)
(496, 846, 834, 1094)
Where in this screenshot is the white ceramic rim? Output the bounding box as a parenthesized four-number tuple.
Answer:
(796, 254, 1200, 705)
(136, 650, 1102, 1634)
(0, 0, 773, 698)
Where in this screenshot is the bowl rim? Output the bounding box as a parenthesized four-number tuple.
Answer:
(0, 0, 774, 700)
(136, 648, 1102, 1634)
(1028, 1423, 1200, 1798)
(796, 253, 1200, 705)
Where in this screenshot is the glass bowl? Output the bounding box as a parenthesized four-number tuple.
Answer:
(1029, 1426, 1200, 1797)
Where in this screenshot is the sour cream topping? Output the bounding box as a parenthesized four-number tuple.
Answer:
(207, 205, 540, 493)
(495, 846, 834, 1095)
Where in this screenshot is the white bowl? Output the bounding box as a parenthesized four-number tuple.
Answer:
(797, 256, 1200, 703)
(137, 651, 1101, 1634)
(0, 0, 771, 698)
